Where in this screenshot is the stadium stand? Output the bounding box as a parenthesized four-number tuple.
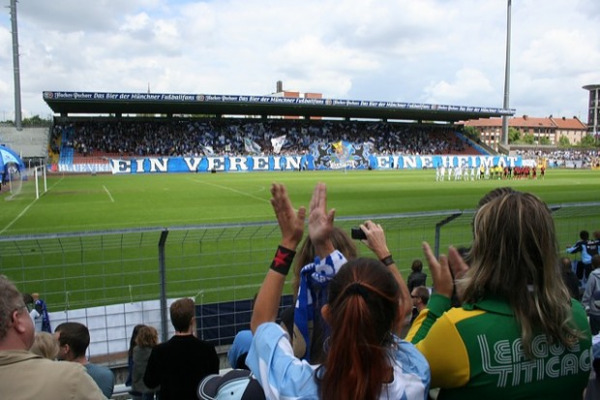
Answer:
(51, 118, 483, 165)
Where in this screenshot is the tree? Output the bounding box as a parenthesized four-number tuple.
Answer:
(523, 133, 535, 144)
(539, 136, 551, 145)
(22, 115, 52, 127)
(558, 135, 570, 147)
(508, 127, 521, 143)
(579, 134, 597, 148)
(462, 126, 480, 141)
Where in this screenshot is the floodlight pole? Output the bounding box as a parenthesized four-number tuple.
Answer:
(10, 0, 22, 130)
(501, 0, 512, 147)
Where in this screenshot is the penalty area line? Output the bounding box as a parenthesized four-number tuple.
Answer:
(0, 198, 38, 235)
(103, 185, 115, 202)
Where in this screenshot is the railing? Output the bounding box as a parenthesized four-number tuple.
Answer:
(1, 203, 599, 362)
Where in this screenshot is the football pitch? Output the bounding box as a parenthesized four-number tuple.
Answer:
(1, 168, 599, 309)
(2, 168, 599, 235)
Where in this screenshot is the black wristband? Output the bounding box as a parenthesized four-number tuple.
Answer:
(380, 255, 395, 266)
(269, 245, 296, 275)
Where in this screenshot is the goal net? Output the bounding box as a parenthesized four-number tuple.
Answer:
(2, 164, 47, 201)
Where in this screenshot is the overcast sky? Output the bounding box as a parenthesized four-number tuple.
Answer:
(0, 0, 599, 122)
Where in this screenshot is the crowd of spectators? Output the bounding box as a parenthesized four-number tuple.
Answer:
(51, 118, 468, 158)
(513, 148, 600, 168)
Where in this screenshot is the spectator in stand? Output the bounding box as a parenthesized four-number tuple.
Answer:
(278, 226, 357, 364)
(132, 325, 159, 400)
(0, 275, 106, 400)
(247, 183, 429, 400)
(30, 331, 59, 360)
(567, 230, 600, 282)
(410, 286, 430, 324)
(407, 259, 427, 292)
(227, 329, 252, 369)
(583, 255, 600, 335)
(55, 322, 115, 399)
(562, 256, 582, 301)
(144, 297, 219, 400)
(126, 324, 146, 400)
(407, 190, 591, 398)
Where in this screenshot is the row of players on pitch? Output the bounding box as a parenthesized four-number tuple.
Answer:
(435, 164, 546, 181)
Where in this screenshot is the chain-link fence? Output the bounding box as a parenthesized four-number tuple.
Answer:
(1, 202, 598, 360)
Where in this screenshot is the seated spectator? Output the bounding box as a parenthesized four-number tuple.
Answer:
(198, 369, 265, 400)
(55, 322, 115, 398)
(132, 325, 159, 400)
(247, 183, 429, 399)
(583, 254, 600, 335)
(562, 256, 582, 300)
(144, 297, 219, 400)
(30, 331, 59, 360)
(407, 259, 427, 292)
(410, 285, 430, 324)
(227, 329, 252, 369)
(0, 275, 106, 400)
(408, 189, 592, 398)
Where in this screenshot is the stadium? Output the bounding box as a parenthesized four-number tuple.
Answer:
(1, 3, 600, 398)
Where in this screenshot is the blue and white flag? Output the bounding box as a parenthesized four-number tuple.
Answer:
(244, 137, 261, 155)
(270, 135, 287, 154)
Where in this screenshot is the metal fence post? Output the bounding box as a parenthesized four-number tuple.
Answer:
(158, 229, 169, 343)
(434, 212, 463, 258)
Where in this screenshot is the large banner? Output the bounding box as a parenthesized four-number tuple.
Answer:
(108, 152, 522, 174)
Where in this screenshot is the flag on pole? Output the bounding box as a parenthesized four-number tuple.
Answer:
(271, 135, 287, 154)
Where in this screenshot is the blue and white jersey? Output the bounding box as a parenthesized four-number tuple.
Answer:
(247, 322, 430, 400)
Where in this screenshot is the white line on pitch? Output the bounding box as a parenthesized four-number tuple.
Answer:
(0, 176, 65, 235)
(0, 198, 38, 235)
(103, 185, 115, 202)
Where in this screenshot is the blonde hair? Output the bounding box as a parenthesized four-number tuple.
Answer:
(30, 331, 59, 360)
(458, 191, 581, 356)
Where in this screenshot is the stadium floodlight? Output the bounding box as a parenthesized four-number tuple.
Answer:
(501, 0, 512, 147)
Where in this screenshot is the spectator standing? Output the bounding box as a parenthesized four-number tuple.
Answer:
(407, 259, 427, 292)
(30, 331, 59, 360)
(247, 183, 429, 400)
(408, 190, 591, 398)
(583, 255, 600, 335)
(31, 293, 52, 332)
(0, 275, 106, 400)
(562, 256, 582, 300)
(132, 325, 159, 400)
(126, 324, 146, 400)
(144, 297, 219, 400)
(55, 322, 115, 398)
(279, 226, 357, 364)
(567, 230, 599, 282)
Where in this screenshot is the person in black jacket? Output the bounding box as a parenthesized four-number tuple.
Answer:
(144, 297, 219, 400)
(407, 259, 427, 292)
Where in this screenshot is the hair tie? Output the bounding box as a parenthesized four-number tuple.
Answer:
(346, 282, 369, 299)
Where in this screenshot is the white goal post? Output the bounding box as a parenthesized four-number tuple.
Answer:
(33, 165, 47, 199)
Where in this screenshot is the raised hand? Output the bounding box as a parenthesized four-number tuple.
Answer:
(359, 220, 390, 260)
(308, 182, 335, 257)
(270, 183, 306, 250)
(422, 242, 468, 299)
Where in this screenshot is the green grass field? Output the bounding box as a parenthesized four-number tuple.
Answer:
(2, 169, 599, 235)
(1, 168, 599, 309)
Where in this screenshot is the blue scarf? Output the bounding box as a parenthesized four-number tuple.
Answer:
(293, 250, 347, 362)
